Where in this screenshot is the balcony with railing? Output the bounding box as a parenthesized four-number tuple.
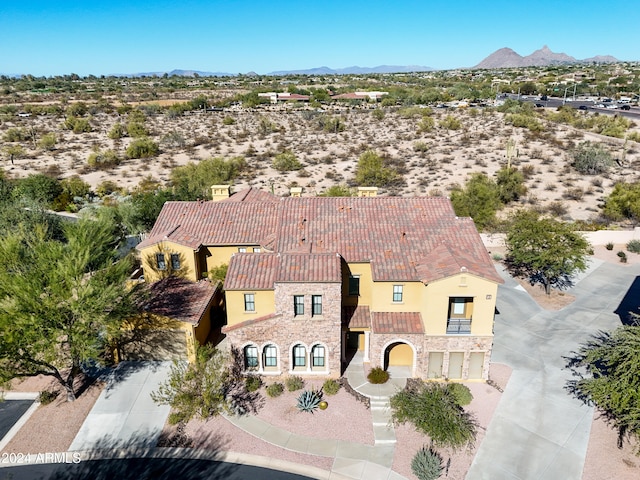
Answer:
(446, 318, 471, 334)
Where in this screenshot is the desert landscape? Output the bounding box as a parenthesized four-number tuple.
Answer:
(2, 96, 639, 224)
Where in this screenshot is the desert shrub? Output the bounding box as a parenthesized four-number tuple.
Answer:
(170, 156, 245, 200)
(95, 180, 121, 197)
(64, 116, 92, 133)
(87, 149, 120, 168)
(447, 383, 473, 406)
(506, 113, 544, 132)
(126, 137, 159, 159)
(495, 167, 526, 204)
(161, 131, 186, 148)
(222, 116, 236, 125)
(449, 173, 501, 231)
(245, 375, 262, 392)
(391, 381, 477, 449)
(439, 115, 462, 130)
(108, 122, 127, 139)
(372, 108, 385, 121)
(603, 182, 640, 221)
(571, 142, 613, 175)
(38, 390, 59, 405)
(413, 141, 430, 153)
(547, 201, 568, 217)
(13, 173, 63, 206)
(38, 132, 57, 151)
(605, 242, 614, 250)
(297, 389, 322, 413)
(3, 127, 26, 142)
(418, 116, 435, 132)
(319, 115, 345, 133)
(617, 251, 628, 263)
(411, 446, 443, 480)
(61, 176, 90, 199)
(367, 366, 390, 384)
(266, 382, 284, 398)
(318, 185, 353, 197)
(285, 375, 305, 392)
(626, 240, 640, 254)
(127, 121, 148, 138)
(628, 131, 640, 143)
(323, 379, 341, 395)
(354, 150, 401, 188)
(272, 151, 302, 172)
(258, 116, 280, 135)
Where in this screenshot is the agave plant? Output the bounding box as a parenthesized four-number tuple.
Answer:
(296, 388, 323, 413)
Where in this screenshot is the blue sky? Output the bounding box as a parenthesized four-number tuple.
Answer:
(0, 0, 635, 76)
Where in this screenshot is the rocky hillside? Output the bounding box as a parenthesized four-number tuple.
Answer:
(474, 45, 618, 69)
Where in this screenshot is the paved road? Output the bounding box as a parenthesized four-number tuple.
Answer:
(467, 261, 640, 480)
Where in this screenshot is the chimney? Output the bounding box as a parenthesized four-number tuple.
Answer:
(211, 185, 232, 202)
(357, 187, 378, 197)
(290, 187, 303, 197)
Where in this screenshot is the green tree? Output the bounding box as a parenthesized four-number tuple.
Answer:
(3, 144, 26, 165)
(504, 210, 590, 294)
(354, 150, 400, 188)
(126, 137, 159, 159)
(566, 323, 640, 447)
(0, 217, 136, 401)
(450, 173, 501, 230)
(170, 157, 245, 200)
(603, 182, 640, 221)
(571, 142, 613, 175)
(151, 344, 261, 424)
(495, 167, 527, 204)
(272, 151, 302, 172)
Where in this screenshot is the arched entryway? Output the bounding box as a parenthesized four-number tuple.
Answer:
(382, 341, 414, 378)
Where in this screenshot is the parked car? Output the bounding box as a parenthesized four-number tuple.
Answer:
(535, 103, 545, 108)
(620, 104, 631, 111)
(578, 105, 589, 110)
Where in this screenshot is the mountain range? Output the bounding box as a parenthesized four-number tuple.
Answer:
(473, 45, 618, 69)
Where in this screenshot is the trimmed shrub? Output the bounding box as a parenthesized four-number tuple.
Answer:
(285, 375, 305, 392)
(323, 379, 341, 396)
(617, 251, 628, 263)
(605, 242, 614, 250)
(367, 367, 390, 384)
(266, 382, 284, 398)
(626, 239, 640, 254)
(447, 383, 473, 406)
(411, 446, 443, 480)
(245, 375, 262, 392)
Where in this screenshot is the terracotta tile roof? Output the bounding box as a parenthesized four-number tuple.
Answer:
(222, 313, 280, 333)
(225, 252, 342, 290)
(342, 305, 371, 328)
(142, 276, 219, 325)
(372, 312, 424, 334)
(139, 190, 502, 284)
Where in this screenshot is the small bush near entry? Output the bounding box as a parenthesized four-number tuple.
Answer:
(605, 242, 614, 251)
(367, 367, 390, 384)
(285, 375, 305, 392)
(617, 251, 628, 263)
(245, 375, 262, 392)
(38, 390, 59, 405)
(626, 239, 640, 254)
(266, 382, 284, 398)
(411, 446, 443, 480)
(323, 379, 341, 395)
(447, 383, 473, 406)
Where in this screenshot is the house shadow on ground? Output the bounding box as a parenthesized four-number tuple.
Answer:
(614, 276, 640, 325)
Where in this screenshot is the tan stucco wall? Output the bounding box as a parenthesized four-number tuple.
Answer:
(226, 290, 275, 328)
(140, 241, 199, 283)
(423, 274, 498, 336)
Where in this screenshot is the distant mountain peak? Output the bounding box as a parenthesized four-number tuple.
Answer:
(474, 46, 618, 69)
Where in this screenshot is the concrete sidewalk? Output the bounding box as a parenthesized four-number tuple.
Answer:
(69, 361, 173, 451)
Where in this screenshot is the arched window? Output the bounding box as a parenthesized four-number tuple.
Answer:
(244, 345, 258, 370)
(311, 345, 326, 369)
(293, 344, 306, 370)
(263, 344, 278, 370)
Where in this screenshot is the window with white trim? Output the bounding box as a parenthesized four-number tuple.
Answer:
(263, 344, 277, 367)
(244, 345, 258, 369)
(312, 295, 322, 316)
(393, 285, 403, 302)
(244, 293, 255, 312)
(253, 247, 261, 253)
(293, 344, 306, 367)
(348, 275, 360, 296)
(238, 247, 247, 253)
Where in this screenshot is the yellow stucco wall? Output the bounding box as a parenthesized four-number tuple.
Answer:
(342, 263, 373, 306)
(423, 274, 498, 335)
(388, 343, 413, 366)
(140, 241, 200, 283)
(371, 281, 424, 312)
(226, 290, 276, 328)
(204, 245, 262, 271)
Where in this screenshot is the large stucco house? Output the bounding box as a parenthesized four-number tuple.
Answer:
(137, 185, 503, 380)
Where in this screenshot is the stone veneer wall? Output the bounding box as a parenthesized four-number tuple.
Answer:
(369, 334, 493, 380)
(226, 281, 343, 376)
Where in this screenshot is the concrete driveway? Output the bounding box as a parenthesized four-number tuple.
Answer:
(69, 361, 173, 451)
(467, 261, 640, 480)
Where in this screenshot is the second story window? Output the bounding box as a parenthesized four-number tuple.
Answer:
(349, 275, 360, 296)
(393, 285, 403, 302)
(294, 295, 304, 316)
(244, 293, 255, 312)
(253, 247, 261, 253)
(170, 253, 180, 270)
(312, 295, 322, 316)
(238, 247, 247, 253)
(156, 253, 166, 270)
